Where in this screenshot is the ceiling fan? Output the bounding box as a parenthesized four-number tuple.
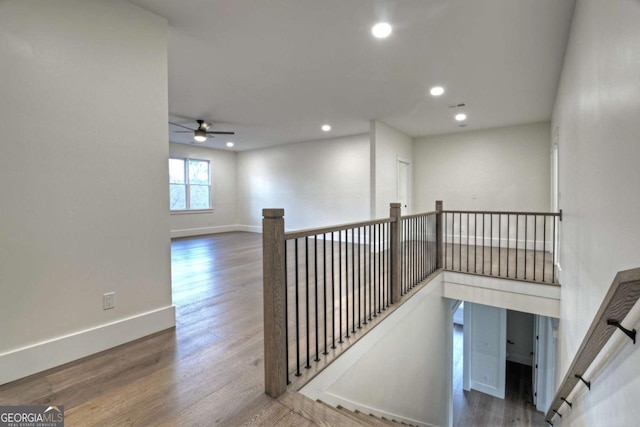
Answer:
(169, 119, 235, 143)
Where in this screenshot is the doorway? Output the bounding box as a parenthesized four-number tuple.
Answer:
(397, 158, 411, 214)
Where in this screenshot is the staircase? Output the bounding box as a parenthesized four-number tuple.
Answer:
(324, 402, 417, 426)
(226, 391, 417, 426)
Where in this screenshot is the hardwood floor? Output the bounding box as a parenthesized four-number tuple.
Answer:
(452, 324, 546, 427)
(444, 243, 557, 284)
(0, 232, 550, 426)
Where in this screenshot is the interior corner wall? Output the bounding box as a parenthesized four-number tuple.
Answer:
(236, 134, 370, 231)
(0, 1, 174, 384)
(413, 122, 551, 213)
(301, 276, 451, 427)
(371, 121, 413, 218)
(169, 143, 238, 237)
(550, 0, 640, 425)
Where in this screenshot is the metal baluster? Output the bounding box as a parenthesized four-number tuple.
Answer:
(285, 240, 290, 384)
(338, 231, 343, 343)
(515, 215, 519, 279)
(498, 214, 502, 276)
(345, 230, 350, 338)
(543, 215, 547, 282)
(490, 214, 494, 275)
(323, 234, 328, 355)
(305, 237, 311, 368)
(507, 214, 510, 277)
(467, 213, 470, 272)
(351, 228, 356, 333)
(482, 213, 485, 274)
(314, 236, 319, 362)
(459, 212, 462, 272)
(373, 223, 378, 317)
(534, 216, 537, 282)
(553, 215, 557, 283)
(331, 232, 336, 349)
(357, 227, 362, 329)
(525, 215, 528, 280)
(474, 213, 478, 273)
(294, 239, 301, 376)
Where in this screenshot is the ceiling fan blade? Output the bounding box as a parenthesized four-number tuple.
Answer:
(169, 121, 195, 131)
(206, 131, 235, 135)
(174, 131, 194, 133)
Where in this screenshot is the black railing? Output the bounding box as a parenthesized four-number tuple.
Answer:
(263, 202, 561, 397)
(401, 212, 438, 295)
(284, 219, 393, 383)
(442, 210, 561, 283)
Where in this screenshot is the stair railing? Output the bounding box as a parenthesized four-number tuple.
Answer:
(544, 267, 640, 425)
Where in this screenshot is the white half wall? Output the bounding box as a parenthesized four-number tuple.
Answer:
(0, 0, 174, 384)
(169, 143, 238, 238)
(301, 275, 451, 427)
(237, 134, 370, 231)
(413, 122, 551, 212)
(550, 0, 640, 424)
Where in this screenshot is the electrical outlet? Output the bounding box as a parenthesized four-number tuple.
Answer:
(103, 292, 115, 310)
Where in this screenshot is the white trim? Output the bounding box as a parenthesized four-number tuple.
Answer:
(237, 224, 262, 233)
(312, 392, 437, 427)
(0, 306, 176, 385)
(171, 225, 242, 238)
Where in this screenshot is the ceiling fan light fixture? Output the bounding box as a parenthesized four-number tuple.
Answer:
(194, 129, 207, 142)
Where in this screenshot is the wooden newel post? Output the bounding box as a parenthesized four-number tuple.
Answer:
(262, 208, 287, 398)
(435, 200, 443, 269)
(389, 203, 402, 304)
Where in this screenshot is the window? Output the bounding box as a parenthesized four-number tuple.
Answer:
(169, 158, 211, 211)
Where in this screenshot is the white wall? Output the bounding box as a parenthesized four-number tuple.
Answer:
(371, 120, 414, 217)
(413, 122, 551, 212)
(301, 276, 451, 427)
(237, 134, 370, 231)
(551, 0, 640, 424)
(0, 0, 174, 384)
(169, 143, 238, 237)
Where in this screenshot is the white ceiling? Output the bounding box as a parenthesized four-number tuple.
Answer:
(130, 0, 576, 151)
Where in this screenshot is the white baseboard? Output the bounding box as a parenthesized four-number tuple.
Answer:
(237, 224, 262, 233)
(311, 392, 436, 427)
(171, 225, 241, 238)
(0, 305, 176, 385)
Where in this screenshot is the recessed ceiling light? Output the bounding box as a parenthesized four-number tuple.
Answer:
(371, 22, 392, 39)
(430, 86, 445, 96)
(321, 124, 331, 132)
(455, 113, 467, 121)
(226, 141, 234, 147)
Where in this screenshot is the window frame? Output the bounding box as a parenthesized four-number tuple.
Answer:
(169, 157, 213, 213)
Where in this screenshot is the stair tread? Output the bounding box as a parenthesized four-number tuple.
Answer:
(277, 391, 370, 426)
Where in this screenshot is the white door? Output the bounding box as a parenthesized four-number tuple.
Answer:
(397, 158, 410, 213)
(468, 303, 507, 399)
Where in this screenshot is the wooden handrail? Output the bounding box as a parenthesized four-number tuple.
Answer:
(443, 209, 561, 217)
(400, 210, 439, 220)
(285, 217, 395, 240)
(545, 267, 640, 423)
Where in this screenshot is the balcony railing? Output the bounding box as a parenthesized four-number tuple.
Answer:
(263, 201, 560, 397)
(442, 210, 561, 283)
